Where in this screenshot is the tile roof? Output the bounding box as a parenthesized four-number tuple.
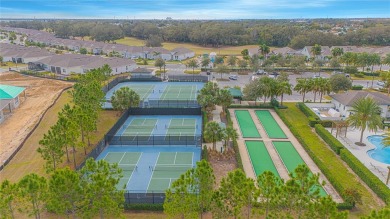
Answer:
(330, 91, 390, 106)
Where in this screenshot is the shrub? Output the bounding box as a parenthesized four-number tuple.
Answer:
(340, 149, 390, 204)
(354, 72, 365, 78)
(351, 85, 364, 90)
(314, 124, 344, 154)
(202, 145, 209, 161)
(296, 102, 319, 119)
(320, 120, 333, 127)
(344, 66, 358, 74)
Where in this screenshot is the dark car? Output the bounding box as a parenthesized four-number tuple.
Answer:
(206, 71, 211, 75)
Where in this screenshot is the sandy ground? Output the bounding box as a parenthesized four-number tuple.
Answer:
(0, 72, 72, 165)
(208, 149, 238, 187)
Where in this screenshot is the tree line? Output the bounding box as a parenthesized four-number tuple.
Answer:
(164, 159, 349, 218)
(37, 65, 110, 172)
(4, 19, 390, 47)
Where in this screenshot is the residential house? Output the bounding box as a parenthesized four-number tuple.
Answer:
(301, 46, 332, 60)
(130, 67, 154, 78)
(270, 47, 303, 57)
(30, 54, 137, 75)
(330, 91, 390, 118)
(0, 43, 52, 63)
(170, 48, 195, 61)
(0, 84, 26, 124)
(248, 47, 259, 57)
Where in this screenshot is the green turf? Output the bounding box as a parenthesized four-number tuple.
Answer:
(255, 110, 287, 139)
(245, 141, 280, 178)
(273, 141, 327, 196)
(235, 110, 261, 138)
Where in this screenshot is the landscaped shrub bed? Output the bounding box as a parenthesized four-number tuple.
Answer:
(274, 105, 381, 211)
(340, 149, 390, 204)
(314, 124, 344, 154)
(226, 109, 244, 170)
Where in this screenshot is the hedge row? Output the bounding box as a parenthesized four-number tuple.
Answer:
(340, 150, 390, 204)
(229, 104, 274, 109)
(296, 103, 333, 127)
(202, 145, 209, 161)
(274, 107, 353, 210)
(226, 109, 244, 170)
(314, 124, 344, 154)
(124, 203, 164, 211)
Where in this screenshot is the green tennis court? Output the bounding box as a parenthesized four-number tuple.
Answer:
(255, 110, 287, 139)
(128, 84, 155, 100)
(147, 152, 194, 192)
(166, 118, 197, 135)
(273, 141, 327, 196)
(160, 85, 197, 100)
(123, 118, 157, 140)
(103, 152, 142, 190)
(245, 141, 280, 178)
(235, 110, 261, 138)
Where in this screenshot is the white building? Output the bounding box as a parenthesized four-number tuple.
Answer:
(0, 43, 52, 63)
(170, 48, 195, 61)
(0, 84, 26, 124)
(330, 91, 390, 119)
(301, 46, 332, 60)
(29, 54, 137, 75)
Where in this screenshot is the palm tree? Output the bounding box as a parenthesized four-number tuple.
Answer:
(224, 126, 238, 149)
(259, 44, 270, 60)
(218, 89, 233, 114)
(294, 78, 312, 102)
(311, 78, 322, 102)
(318, 78, 331, 103)
(276, 81, 292, 106)
(311, 44, 322, 60)
(331, 47, 344, 58)
(204, 121, 224, 151)
(347, 97, 382, 146)
(187, 59, 199, 74)
(259, 77, 276, 104)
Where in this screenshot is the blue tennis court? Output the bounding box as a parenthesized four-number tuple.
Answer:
(96, 146, 201, 192)
(110, 115, 202, 146)
(104, 82, 204, 108)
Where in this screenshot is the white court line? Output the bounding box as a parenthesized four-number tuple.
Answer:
(168, 178, 172, 188)
(191, 152, 194, 167)
(124, 152, 142, 188)
(174, 152, 178, 165)
(118, 152, 127, 164)
(146, 152, 160, 191)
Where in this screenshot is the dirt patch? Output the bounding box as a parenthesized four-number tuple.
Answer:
(0, 72, 72, 165)
(208, 148, 238, 187)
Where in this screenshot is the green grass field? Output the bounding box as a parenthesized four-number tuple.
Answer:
(115, 37, 260, 56)
(278, 103, 385, 218)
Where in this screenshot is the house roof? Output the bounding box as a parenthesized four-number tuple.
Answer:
(330, 91, 390, 106)
(228, 88, 242, 98)
(171, 47, 193, 55)
(131, 67, 152, 73)
(0, 84, 25, 99)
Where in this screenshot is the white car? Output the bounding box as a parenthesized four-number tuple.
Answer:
(229, 75, 238, 80)
(377, 81, 385, 87)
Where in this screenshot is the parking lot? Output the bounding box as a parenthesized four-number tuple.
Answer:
(162, 64, 382, 102)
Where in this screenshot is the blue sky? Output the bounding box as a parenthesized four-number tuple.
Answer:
(1, 0, 389, 19)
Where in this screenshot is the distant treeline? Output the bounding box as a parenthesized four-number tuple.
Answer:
(4, 19, 390, 48)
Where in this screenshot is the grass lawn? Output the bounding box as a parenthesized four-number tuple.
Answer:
(115, 37, 260, 56)
(0, 62, 27, 68)
(278, 103, 385, 218)
(0, 91, 120, 182)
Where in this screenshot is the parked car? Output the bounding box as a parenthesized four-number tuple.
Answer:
(206, 71, 211, 75)
(255, 69, 267, 75)
(229, 75, 238, 80)
(377, 81, 385, 87)
(268, 72, 279, 79)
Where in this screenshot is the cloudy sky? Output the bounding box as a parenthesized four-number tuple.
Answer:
(1, 0, 389, 19)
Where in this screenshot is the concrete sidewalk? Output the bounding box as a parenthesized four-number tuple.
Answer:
(204, 105, 224, 152)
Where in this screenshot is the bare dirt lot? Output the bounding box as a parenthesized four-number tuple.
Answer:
(0, 72, 72, 165)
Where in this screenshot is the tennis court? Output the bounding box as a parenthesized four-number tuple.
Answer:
(235, 110, 261, 138)
(147, 152, 194, 191)
(104, 82, 204, 108)
(96, 146, 201, 192)
(102, 152, 142, 190)
(111, 115, 202, 146)
(160, 85, 198, 100)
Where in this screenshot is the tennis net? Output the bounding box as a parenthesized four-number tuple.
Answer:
(166, 125, 197, 129)
(118, 165, 138, 171)
(150, 165, 194, 172)
(126, 125, 155, 130)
